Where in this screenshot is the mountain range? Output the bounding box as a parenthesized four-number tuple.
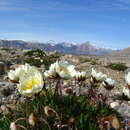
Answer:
(0, 40, 117, 55)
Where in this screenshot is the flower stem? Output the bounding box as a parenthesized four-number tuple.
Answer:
(17, 125, 28, 130)
(14, 117, 26, 123)
(40, 118, 51, 130)
(54, 79, 62, 95)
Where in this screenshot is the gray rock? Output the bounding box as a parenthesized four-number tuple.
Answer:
(0, 105, 6, 111)
(0, 81, 15, 98)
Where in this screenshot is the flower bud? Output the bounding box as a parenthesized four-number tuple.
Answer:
(75, 71, 86, 82)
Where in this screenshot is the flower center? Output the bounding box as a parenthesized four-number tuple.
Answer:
(24, 79, 40, 90)
(59, 66, 69, 74)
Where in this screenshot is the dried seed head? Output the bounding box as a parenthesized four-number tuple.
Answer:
(65, 87, 73, 95)
(68, 117, 75, 125)
(98, 115, 121, 129)
(10, 122, 17, 130)
(44, 106, 55, 117)
(111, 117, 121, 129)
(29, 112, 37, 126)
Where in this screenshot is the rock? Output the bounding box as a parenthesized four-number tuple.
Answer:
(0, 105, 6, 111)
(1, 88, 12, 97)
(125, 68, 130, 74)
(2, 97, 6, 102)
(10, 95, 14, 100)
(0, 105, 11, 114)
(0, 81, 15, 99)
(117, 103, 130, 118)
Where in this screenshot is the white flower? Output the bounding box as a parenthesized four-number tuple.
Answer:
(125, 72, 130, 87)
(91, 68, 107, 82)
(110, 102, 119, 109)
(8, 63, 44, 97)
(123, 87, 130, 99)
(56, 61, 76, 79)
(17, 69, 43, 97)
(8, 66, 23, 82)
(102, 78, 116, 89)
(44, 62, 57, 79)
(8, 64, 35, 82)
(105, 78, 116, 86)
(44, 61, 76, 79)
(10, 122, 17, 130)
(75, 71, 86, 81)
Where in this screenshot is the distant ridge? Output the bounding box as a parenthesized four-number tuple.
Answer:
(0, 39, 117, 55)
(120, 47, 130, 56)
(108, 46, 130, 57)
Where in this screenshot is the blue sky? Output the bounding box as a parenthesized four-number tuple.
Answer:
(0, 0, 130, 49)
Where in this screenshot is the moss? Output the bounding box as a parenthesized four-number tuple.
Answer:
(24, 49, 61, 69)
(79, 57, 91, 63)
(106, 62, 128, 71)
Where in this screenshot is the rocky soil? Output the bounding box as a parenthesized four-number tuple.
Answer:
(0, 48, 129, 127)
(62, 54, 130, 120)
